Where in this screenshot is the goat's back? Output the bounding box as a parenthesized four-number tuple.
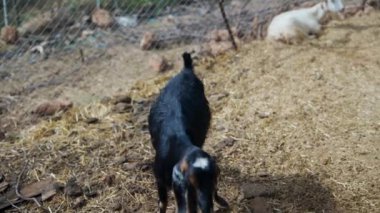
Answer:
(148, 68, 211, 150)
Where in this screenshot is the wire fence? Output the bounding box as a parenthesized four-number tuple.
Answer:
(0, 0, 366, 63)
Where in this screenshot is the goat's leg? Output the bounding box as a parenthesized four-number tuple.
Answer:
(173, 179, 187, 213)
(187, 185, 198, 213)
(157, 180, 168, 213)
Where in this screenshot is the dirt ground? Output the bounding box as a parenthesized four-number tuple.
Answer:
(1, 10, 380, 213)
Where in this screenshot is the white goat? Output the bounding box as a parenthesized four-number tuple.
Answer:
(267, 0, 345, 44)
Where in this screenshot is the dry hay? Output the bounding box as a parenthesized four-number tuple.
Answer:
(1, 12, 380, 213)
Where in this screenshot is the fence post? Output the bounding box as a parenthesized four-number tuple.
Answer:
(218, 0, 237, 50)
(96, 0, 101, 9)
(2, 0, 8, 26)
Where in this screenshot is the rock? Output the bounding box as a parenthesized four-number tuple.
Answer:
(342, 5, 362, 18)
(193, 43, 212, 57)
(257, 111, 271, 119)
(64, 177, 83, 198)
(73, 197, 86, 209)
(140, 32, 155, 50)
(209, 92, 229, 102)
(103, 174, 116, 186)
(0, 131, 5, 141)
(115, 15, 138, 27)
(1, 26, 18, 44)
(139, 163, 152, 172)
(114, 156, 128, 165)
(149, 55, 170, 73)
(214, 138, 236, 151)
(91, 8, 113, 28)
(218, 29, 230, 41)
(122, 162, 139, 171)
(368, 0, 380, 9)
(85, 117, 99, 124)
(33, 100, 73, 116)
(113, 102, 131, 113)
(80, 30, 95, 39)
(240, 183, 275, 200)
(0, 71, 11, 80)
(209, 41, 233, 56)
(257, 171, 270, 178)
(248, 197, 272, 213)
(364, 4, 376, 14)
(162, 15, 176, 25)
(110, 201, 122, 211)
(100, 96, 112, 104)
(208, 29, 222, 42)
(41, 181, 63, 201)
(111, 94, 132, 105)
(83, 186, 98, 198)
(208, 28, 242, 42)
(0, 181, 8, 193)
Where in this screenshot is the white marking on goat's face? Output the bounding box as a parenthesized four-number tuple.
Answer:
(193, 157, 209, 169)
(326, 0, 344, 12)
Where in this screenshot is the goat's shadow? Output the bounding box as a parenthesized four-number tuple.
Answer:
(216, 165, 337, 213)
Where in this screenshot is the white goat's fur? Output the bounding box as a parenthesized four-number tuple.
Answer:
(267, 0, 344, 43)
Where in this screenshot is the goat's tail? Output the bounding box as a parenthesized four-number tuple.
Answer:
(182, 52, 193, 70)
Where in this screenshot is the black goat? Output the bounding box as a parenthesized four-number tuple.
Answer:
(148, 52, 229, 212)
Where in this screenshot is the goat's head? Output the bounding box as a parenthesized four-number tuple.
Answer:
(325, 0, 345, 12)
(172, 150, 229, 212)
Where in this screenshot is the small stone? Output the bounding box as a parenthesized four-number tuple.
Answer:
(1, 26, 18, 44)
(110, 201, 122, 211)
(111, 94, 132, 105)
(248, 197, 272, 213)
(100, 96, 112, 104)
(114, 155, 128, 165)
(73, 197, 86, 209)
(85, 117, 99, 124)
(257, 111, 271, 119)
(149, 55, 170, 73)
(209, 41, 233, 56)
(33, 100, 73, 116)
(0, 181, 8, 193)
(208, 29, 221, 42)
(323, 157, 332, 165)
(83, 186, 98, 198)
(0, 131, 5, 141)
(80, 30, 95, 39)
(342, 5, 362, 18)
(64, 177, 83, 198)
(257, 171, 270, 178)
(0, 71, 11, 80)
(240, 183, 275, 200)
(214, 138, 236, 151)
(139, 163, 152, 172)
(140, 32, 155, 50)
(91, 8, 113, 28)
(122, 162, 139, 171)
(103, 174, 116, 186)
(113, 103, 131, 113)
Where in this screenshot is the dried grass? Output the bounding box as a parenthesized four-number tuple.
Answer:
(1, 12, 380, 212)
